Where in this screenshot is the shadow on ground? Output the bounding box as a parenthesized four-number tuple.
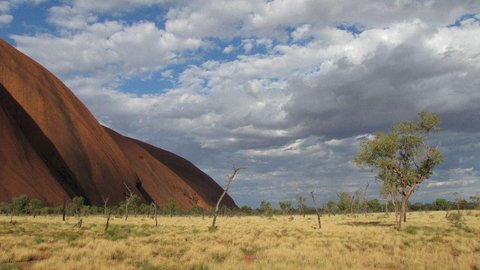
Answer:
(341, 221, 393, 227)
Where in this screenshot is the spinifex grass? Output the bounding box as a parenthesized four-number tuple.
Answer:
(0, 211, 479, 269)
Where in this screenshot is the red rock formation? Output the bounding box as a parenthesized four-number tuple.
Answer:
(0, 39, 236, 209)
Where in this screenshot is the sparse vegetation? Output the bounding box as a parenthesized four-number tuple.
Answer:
(0, 211, 478, 269)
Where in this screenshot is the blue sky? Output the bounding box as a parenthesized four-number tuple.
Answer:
(1, 0, 480, 207)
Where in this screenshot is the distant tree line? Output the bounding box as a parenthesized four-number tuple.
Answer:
(1, 194, 478, 219)
(235, 194, 480, 217)
(0, 195, 208, 219)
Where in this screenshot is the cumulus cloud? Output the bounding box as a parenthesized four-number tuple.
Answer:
(12, 21, 203, 76)
(163, 0, 479, 40)
(0, 1, 12, 26)
(47, 0, 172, 30)
(0, 0, 50, 26)
(0, 14, 12, 25)
(286, 20, 480, 138)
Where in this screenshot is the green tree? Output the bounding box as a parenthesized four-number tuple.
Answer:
(453, 192, 467, 211)
(278, 200, 293, 215)
(325, 200, 337, 215)
(296, 195, 306, 217)
(354, 112, 443, 230)
(164, 199, 176, 217)
(28, 198, 44, 218)
(129, 194, 141, 216)
(188, 205, 204, 216)
(367, 198, 383, 212)
(433, 198, 449, 210)
(337, 192, 353, 213)
(139, 203, 151, 216)
(380, 178, 399, 215)
(239, 205, 253, 215)
(0, 202, 11, 214)
(259, 200, 273, 217)
(13, 194, 29, 214)
(69, 196, 85, 217)
(470, 196, 480, 209)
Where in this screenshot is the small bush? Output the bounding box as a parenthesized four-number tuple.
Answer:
(405, 226, 419, 235)
(1, 263, 22, 270)
(139, 260, 157, 270)
(447, 212, 466, 229)
(190, 265, 208, 270)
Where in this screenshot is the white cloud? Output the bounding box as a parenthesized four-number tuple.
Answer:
(0, 0, 51, 26)
(427, 180, 476, 188)
(0, 1, 11, 26)
(222, 45, 234, 54)
(47, 0, 171, 30)
(291, 24, 311, 41)
(0, 1, 10, 13)
(12, 21, 203, 76)
(165, 0, 260, 39)
(0, 13, 12, 25)
(242, 39, 254, 53)
(427, 167, 478, 188)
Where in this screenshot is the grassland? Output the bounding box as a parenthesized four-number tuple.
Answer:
(1, 211, 479, 270)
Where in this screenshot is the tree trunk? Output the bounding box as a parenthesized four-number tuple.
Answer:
(103, 197, 109, 216)
(62, 197, 66, 221)
(153, 203, 158, 227)
(105, 210, 112, 232)
(74, 218, 83, 228)
(397, 187, 415, 230)
(349, 194, 355, 216)
(211, 215, 218, 228)
(385, 196, 389, 214)
(10, 208, 14, 224)
(211, 163, 245, 228)
(310, 192, 322, 229)
(125, 202, 129, 221)
(398, 196, 406, 230)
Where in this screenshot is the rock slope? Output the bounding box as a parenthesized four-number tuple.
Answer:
(0, 39, 236, 209)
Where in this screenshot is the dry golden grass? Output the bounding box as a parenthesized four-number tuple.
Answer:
(1, 211, 479, 270)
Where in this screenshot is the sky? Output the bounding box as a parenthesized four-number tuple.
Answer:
(1, 0, 480, 208)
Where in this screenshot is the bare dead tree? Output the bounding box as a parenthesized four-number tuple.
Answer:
(123, 183, 134, 221)
(102, 196, 109, 216)
(211, 161, 246, 229)
(384, 197, 388, 214)
(362, 180, 370, 216)
(73, 218, 83, 228)
(392, 192, 399, 221)
(445, 204, 452, 218)
(104, 208, 112, 232)
(310, 191, 322, 229)
(349, 194, 355, 216)
(453, 192, 463, 214)
(379, 198, 388, 214)
(296, 194, 306, 218)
